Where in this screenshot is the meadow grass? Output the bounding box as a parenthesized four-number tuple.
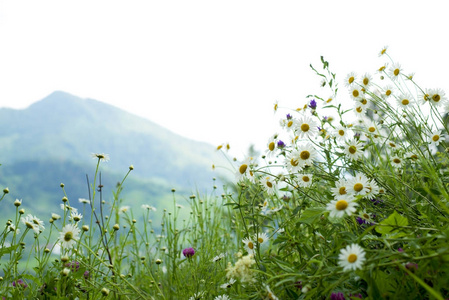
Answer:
(2, 47, 449, 299)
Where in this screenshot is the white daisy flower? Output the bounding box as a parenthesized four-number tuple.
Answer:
(212, 253, 226, 262)
(344, 139, 364, 161)
(296, 115, 319, 139)
(331, 178, 350, 199)
(295, 143, 318, 168)
(327, 196, 358, 218)
(428, 88, 447, 107)
(390, 155, 404, 169)
(378, 46, 388, 57)
(389, 63, 402, 81)
(189, 292, 205, 300)
(70, 211, 83, 223)
(28, 214, 45, 232)
(119, 206, 131, 213)
(333, 125, 352, 142)
(264, 284, 279, 300)
(382, 85, 394, 99)
(261, 176, 277, 195)
(242, 237, 256, 254)
(59, 224, 81, 249)
(21, 215, 40, 234)
(347, 173, 371, 196)
(7, 224, 20, 234)
(298, 173, 313, 188)
(360, 73, 373, 89)
(349, 86, 363, 100)
(220, 278, 236, 289)
(344, 72, 357, 88)
(254, 232, 269, 245)
(141, 204, 157, 211)
(353, 104, 366, 118)
(280, 114, 296, 132)
(91, 153, 110, 162)
(396, 93, 414, 109)
(78, 198, 90, 205)
(235, 157, 255, 182)
(214, 295, 231, 300)
(365, 179, 380, 200)
(338, 243, 366, 271)
(266, 134, 279, 158)
(364, 120, 380, 136)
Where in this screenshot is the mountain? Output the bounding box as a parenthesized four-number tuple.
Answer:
(0, 91, 227, 216)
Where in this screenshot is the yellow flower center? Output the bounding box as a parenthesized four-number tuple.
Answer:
(432, 135, 440, 142)
(248, 242, 254, 249)
(64, 231, 73, 242)
(432, 94, 441, 102)
(349, 146, 357, 154)
(266, 181, 273, 188)
(300, 151, 310, 160)
(268, 142, 275, 151)
(352, 89, 359, 98)
(363, 78, 369, 85)
(338, 130, 345, 136)
(347, 253, 357, 263)
(25, 222, 34, 229)
(356, 107, 362, 113)
(394, 69, 400, 76)
(423, 94, 430, 101)
(354, 183, 363, 192)
(389, 143, 396, 148)
(258, 237, 264, 243)
(301, 123, 310, 132)
(361, 99, 368, 105)
(386, 90, 392, 96)
(287, 120, 293, 127)
(381, 48, 387, 55)
(348, 76, 354, 84)
(379, 66, 386, 72)
(335, 200, 348, 211)
(401, 99, 409, 106)
(368, 127, 375, 133)
(290, 158, 299, 167)
(302, 176, 310, 182)
(393, 158, 401, 164)
(274, 103, 278, 111)
(339, 187, 347, 195)
(239, 164, 248, 174)
(411, 154, 418, 160)
(363, 213, 370, 219)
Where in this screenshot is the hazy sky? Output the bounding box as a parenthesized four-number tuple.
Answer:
(1, 1, 448, 158)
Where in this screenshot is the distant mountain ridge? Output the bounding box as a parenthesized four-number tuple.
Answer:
(0, 91, 226, 215)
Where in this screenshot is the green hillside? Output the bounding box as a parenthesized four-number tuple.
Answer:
(0, 91, 226, 216)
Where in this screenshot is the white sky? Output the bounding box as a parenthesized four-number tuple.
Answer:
(1, 1, 448, 158)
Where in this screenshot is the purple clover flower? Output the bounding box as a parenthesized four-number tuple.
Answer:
(286, 113, 292, 120)
(309, 99, 317, 110)
(65, 261, 80, 272)
(182, 247, 195, 258)
(12, 279, 28, 289)
(330, 292, 345, 300)
(277, 140, 286, 149)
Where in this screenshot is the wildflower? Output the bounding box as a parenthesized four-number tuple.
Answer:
(189, 291, 205, 300)
(254, 232, 269, 245)
(92, 153, 109, 162)
(65, 261, 80, 272)
(330, 292, 345, 300)
(212, 253, 226, 262)
(62, 268, 70, 276)
(357, 210, 375, 225)
(226, 254, 256, 283)
(429, 88, 447, 107)
(390, 155, 404, 169)
(21, 215, 40, 234)
(405, 262, 418, 273)
(344, 72, 357, 88)
(296, 115, 319, 139)
(353, 104, 366, 118)
(266, 134, 278, 157)
(298, 173, 313, 188)
(331, 178, 350, 199)
(235, 157, 254, 182)
(59, 224, 81, 249)
(265, 284, 279, 300)
(182, 247, 195, 258)
(119, 206, 130, 213)
(360, 73, 373, 89)
(349, 86, 362, 100)
(382, 85, 394, 98)
(364, 179, 380, 200)
(378, 46, 388, 56)
(427, 130, 444, 146)
(333, 125, 351, 142)
(78, 198, 90, 204)
(389, 63, 402, 81)
(12, 279, 28, 289)
(214, 295, 231, 300)
(261, 176, 277, 195)
(242, 237, 256, 254)
(101, 287, 110, 296)
(280, 114, 296, 131)
(348, 173, 371, 196)
(327, 196, 358, 218)
(141, 204, 157, 211)
(7, 224, 20, 234)
(308, 99, 317, 110)
(277, 140, 286, 149)
(338, 243, 366, 271)
(344, 139, 364, 161)
(396, 93, 414, 109)
(295, 143, 318, 168)
(220, 278, 236, 289)
(273, 101, 278, 112)
(70, 211, 83, 223)
(14, 199, 22, 207)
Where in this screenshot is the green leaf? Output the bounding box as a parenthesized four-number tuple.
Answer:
(375, 211, 408, 235)
(298, 207, 325, 224)
(0, 244, 19, 256)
